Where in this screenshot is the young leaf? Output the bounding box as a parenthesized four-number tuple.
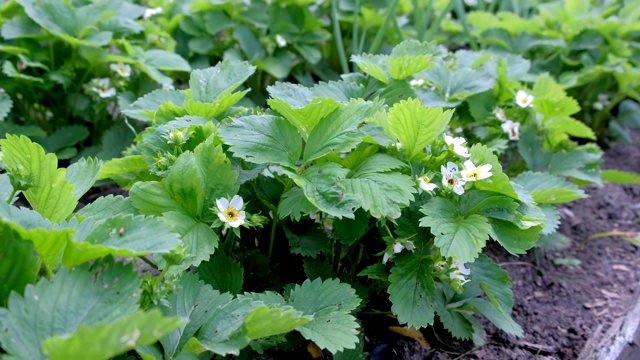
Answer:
(420, 197, 491, 263)
(388, 250, 436, 329)
(303, 99, 384, 163)
(289, 278, 361, 354)
(219, 114, 302, 168)
(387, 99, 452, 160)
(351, 54, 389, 83)
(42, 310, 185, 360)
(0, 135, 78, 223)
(97, 155, 148, 180)
(65, 157, 102, 198)
(0, 258, 141, 360)
(244, 306, 312, 339)
(189, 60, 255, 103)
(197, 252, 244, 294)
(267, 83, 341, 139)
(469, 144, 519, 199)
(602, 169, 640, 184)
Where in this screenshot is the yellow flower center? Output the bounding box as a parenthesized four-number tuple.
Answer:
(446, 175, 457, 185)
(421, 176, 431, 183)
(223, 207, 240, 221)
(469, 169, 482, 179)
(519, 98, 528, 106)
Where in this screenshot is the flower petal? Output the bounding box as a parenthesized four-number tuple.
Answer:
(229, 211, 246, 228)
(218, 212, 228, 223)
(216, 198, 229, 212)
(229, 195, 243, 209)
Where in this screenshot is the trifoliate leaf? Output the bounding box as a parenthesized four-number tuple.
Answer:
(388, 250, 436, 328)
(0, 258, 141, 360)
(512, 171, 586, 204)
(197, 252, 244, 294)
(160, 273, 231, 358)
(420, 197, 491, 262)
(267, 83, 341, 140)
(43, 310, 185, 360)
(388, 99, 452, 160)
(289, 278, 361, 354)
(63, 214, 181, 267)
(283, 163, 361, 219)
(284, 225, 331, 258)
(189, 60, 255, 103)
(0, 135, 78, 223)
(277, 187, 318, 221)
(219, 114, 302, 168)
(0, 222, 39, 306)
(65, 157, 102, 198)
(162, 211, 218, 270)
(351, 54, 389, 83)
(304, 99, 384, 163)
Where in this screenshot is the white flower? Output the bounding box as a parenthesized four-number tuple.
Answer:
(516, 90, 534, 108)
(450, 259, 471, 285)
(216, 195, 246, 228)
(394, 142, 402, 150)
(90, 78, 116, 98)
(501, 120, 520, 141)
(143, 7, 163, 19)
(409, 78, 425, 88)
(460, 160, 492, 182)
(443, 134, 470, 158)
(392, 242, 404, 254)
(441, 162, 466, 195)
(418, 175, 437, 192)
(383, 252, 391, 264)
(494, 108, 508, 121)
(275, 34, 287, 47)
(262, 164, 285, 178)
(110, 63, 131, 78)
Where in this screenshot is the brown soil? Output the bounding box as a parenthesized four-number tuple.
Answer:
(369, 139, 640, 359)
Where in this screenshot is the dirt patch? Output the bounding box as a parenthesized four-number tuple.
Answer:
(364, 138, 640, 359)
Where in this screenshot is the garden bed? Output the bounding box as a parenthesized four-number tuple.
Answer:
(366, 137, 640, 359)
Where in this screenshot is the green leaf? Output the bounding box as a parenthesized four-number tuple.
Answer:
(0, 92, 13, 122)
(388, 250, 436, 328)
(76, 195, 136, 220)
(332, 209, 370, 246)
(351, 54, 389, 83)
(458, 191, 520, 224)
(189, 60, 255, 103)
(0, 258, 141, 360)
(546, 117, 596, 139)
(197, 252, 243, 294)
(142, 49, 190, 72)
(284, 225, 330, 257)
(548, 146, 602, 184)
(467, 255, 522, 337)
(196, 297, 254, 355)
(434, 286, 474, 340)
(121, 90, 186, 122)
(65, 157, 102, 198)
(130, 181, 184, 216)
(277, 187, 317, 221)
(160, 273, 230, 358)
(39, 125, 89, 154)
(42, 310, 185, 360)
(512, 171, 586, 204)
(387, 99, 452, 160)
(161, 212, 218, 269)
(283, 163, 361, 219)
(289, 278, 361, 354)
(63, 214, 181, 267)
(97, 155, 148, 180)
(304, 99, 384, 163)
(244, 306, 312, 339)
(219, 115, 302, 168)
(0, 135, 77, 223)
(488, 219, 539, 255)
(267, 83, 341, 140)
(420, 197, 491, 262)
(0, 222, 40, 305)
(539, 204, 560, 235)
(602, 169, 640, 184)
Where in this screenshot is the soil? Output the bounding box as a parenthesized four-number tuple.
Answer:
(366, 137, 640, 359)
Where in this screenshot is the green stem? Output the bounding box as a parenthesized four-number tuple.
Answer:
(138, 255, 159, 271)
(6, 188, 17, 204)
(424, 0, 455, 41)
(268, 215, 278, 261)
(453, 0, 477, 51)
(368, 0, 401, 54)
(331, 0, 350, 74)
(352, 0, 361, 55)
